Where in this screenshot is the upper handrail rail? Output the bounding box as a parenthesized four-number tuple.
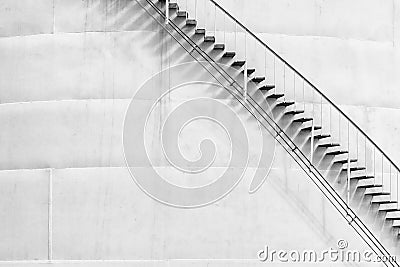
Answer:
(209, 0, 400, 174)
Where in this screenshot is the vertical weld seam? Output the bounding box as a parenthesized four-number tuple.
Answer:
(53, 0, 56, 34)
(48, 168, 53, 261)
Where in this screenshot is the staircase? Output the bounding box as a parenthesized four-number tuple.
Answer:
(137, 0, 400, 265)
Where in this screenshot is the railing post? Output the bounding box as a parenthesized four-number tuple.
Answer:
(165, 0, 169, 24)
(310, 121, 314, 165)
(347, 150, 351, 206)
(310, 90, 314, 165)
(347, 122, 350, 207)
(244, 63, 247, 101)
(244, 32, 247, 100)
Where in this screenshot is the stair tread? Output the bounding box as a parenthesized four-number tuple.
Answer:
(293, 118, 313, 123)
(333, 158, 357, 164)
(276, 101, 295, 107)
(195, 28, 205, 35)
(350, 175, 374, 180)
(364, 191, 390, 196)
(386, 218, 400, 221)
(242, 68, 255, 75)
(357, 184, 382, 189)
(259, 85, 275, 91)
(266, 93, 284, 99)
(301, 125, 322, 131)
(232, 61, 245, 67)
(169, 2, 179, 9)
(379, 203, 399, 210)
(318, 143, 340, 148)
(186, 19, 197, 26)
(251, 77, 265, 83)
(222, 52, 236, 58)
(378, 206, 400, 212)
(204, 36, 215, 42)
(379, 207, 400, 212)
(314, 134, 331, 140)
(326, 150, 348, 156)
(213, 44, 225, 50)
(284, 110, 304, 115)
(343, 167, 366, 172)
(371, 199, 397, 204)
(177, 11, 187, 17)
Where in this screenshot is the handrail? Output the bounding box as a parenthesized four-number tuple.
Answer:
(209, 0, 400, 174)
(139, 0, 399, 265)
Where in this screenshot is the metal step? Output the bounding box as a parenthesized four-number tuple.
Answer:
(276, 101, 295, 107)
(379, 204, 400, 212)
(325, 150, 348, 156)
(318, 143, 340, 148)
(242, 68, 255, 75)
(266, 94, 284, 100)
(169, 2, 179, 9)
(386, 218, 400, 221)
(204, 36, 215, 42)
(383, 208, 400, 212)
(177, 11, 187, 17)
(293, 118, 313, 123)
(195, 28, 206, 35)
(301, 125, 322, 132)
(350, 175, 374, 180)
(342, 167, 366, 172)
(222, 52, 236, 58)
(213, 44, 225, 50)
(314, 134, 331, 140)
(284, 110, 305, 115)
(333, 158, 357, 164)
(357, 184, 382, 189)
(371, 199, 397, 204)
(259, 85, 275, 91)
(231, 61, 245, 67)
(364, 190, 390, 196)
(252, 77, 265, 83)
(186, 19, 197, 26)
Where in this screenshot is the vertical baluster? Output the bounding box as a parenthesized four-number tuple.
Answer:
(356, 131, 358, 167)
(244, 31, 247, 100)
(320, 96, 323, 134)
(329, 105, 332, 134)
(339, 114, 341, 143)
(293, 72, 296, 109)
(382, 154, 384, 192)
(273, 57, 276, 93)
(373, 147, 376, 184)
(264, 49, 267, 86)
(390, 164, 392, 198)
(303, 80, 305, 111)
(165, 0, 169, 24)
(310, 123, 314, 165)
(283, 65, 286, 100)
(347, 122, 350, 206)
(310, 90, 315, 165)
(396, 170, 399, 208)
(365, 137, 367, 177)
